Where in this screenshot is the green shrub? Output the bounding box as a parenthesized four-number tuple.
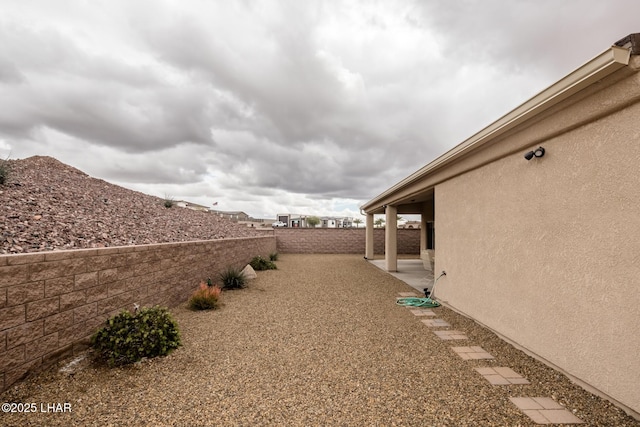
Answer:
(189, 282, 222, 310)
(269, 252, 279, 261)
(219, 266, 246, 290)
(164, 198, 174, 208)
(250, 256, 277, 271)
(0, 157, 9, 185)
(91, 306, 181, 367)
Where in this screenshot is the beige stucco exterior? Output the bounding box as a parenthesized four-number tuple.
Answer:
(362, 37, 640, 416)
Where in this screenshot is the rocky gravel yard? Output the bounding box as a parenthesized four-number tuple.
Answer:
(0, 156, 263, 254)
(1, 255, 636, 426)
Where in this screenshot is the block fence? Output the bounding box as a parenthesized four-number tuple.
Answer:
(0, 235, 275, 392)
(274, 228, 420, 254)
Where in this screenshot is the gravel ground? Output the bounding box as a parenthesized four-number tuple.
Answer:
(1, 255, 637, 426)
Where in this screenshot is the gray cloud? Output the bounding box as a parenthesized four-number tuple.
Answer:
(1, 0, 639, 218)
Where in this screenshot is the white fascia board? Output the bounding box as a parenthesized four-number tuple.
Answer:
(361, 46, 631, 213)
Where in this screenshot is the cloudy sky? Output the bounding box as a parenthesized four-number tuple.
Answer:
(1, 1, 638, 220)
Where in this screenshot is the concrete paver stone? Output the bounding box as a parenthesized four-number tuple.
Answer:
(421, 318, 451, 327)
(397, 292, 418, 297)
(510, 397, 584, 424)
(409, 308, 436, 317)
(451, 346, 494, 360)
(433, 330, 468, 340)
(475, 367, 531, 385)
(484, 374, 512, 385)
(494, 367, 521, 378)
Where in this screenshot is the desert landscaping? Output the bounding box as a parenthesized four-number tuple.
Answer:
(0, 157, 638, 425)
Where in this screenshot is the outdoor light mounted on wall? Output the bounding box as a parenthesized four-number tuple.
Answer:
(524, 146, 545, 160)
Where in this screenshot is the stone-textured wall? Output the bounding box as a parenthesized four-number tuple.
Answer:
(274, 228, 420, 254)
(0, 235, 275, 392)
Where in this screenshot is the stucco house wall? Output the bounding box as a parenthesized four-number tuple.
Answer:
(434, 62, 640, 413)
(361, 36, 640, 416)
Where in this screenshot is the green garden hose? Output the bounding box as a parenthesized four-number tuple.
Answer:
(396, 297, 440, 308)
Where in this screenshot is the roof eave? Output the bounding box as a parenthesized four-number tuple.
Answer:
(361, 45, 632, 214)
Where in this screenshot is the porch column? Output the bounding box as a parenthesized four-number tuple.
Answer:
(385, 205, 397, 272)
(420, 200, 432, 251)
(420, 209, 428, 251)
(365, 213, 374, 259)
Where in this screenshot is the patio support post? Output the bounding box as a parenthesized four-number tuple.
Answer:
(420, 205, 428, 252)
(420, 200, 433, 251)
(385, 205, 398, 272)
(365, 213, 374, 259)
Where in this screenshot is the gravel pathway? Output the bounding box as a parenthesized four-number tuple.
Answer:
(1, 255, 636, 426)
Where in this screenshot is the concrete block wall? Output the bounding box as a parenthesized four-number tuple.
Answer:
(274, 228, 420, 254)
(0, 235, 275, 392)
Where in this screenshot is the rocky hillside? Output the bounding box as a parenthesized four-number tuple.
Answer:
(0, 156, 264, 254)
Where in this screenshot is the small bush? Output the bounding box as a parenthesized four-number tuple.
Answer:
(91, 306, 181, 367)
(250, 256, 277, 271)
(164, 198, 174, 208)
(219, 266, 246, 289)
(269, 252, 279, 261)
(189, 281, 222, 310)
(0, 157, 10, 185)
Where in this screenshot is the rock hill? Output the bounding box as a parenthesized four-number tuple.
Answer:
(0, 156, 263, 254)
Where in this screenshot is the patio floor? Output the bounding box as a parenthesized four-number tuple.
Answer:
(368, 258, 434, 294)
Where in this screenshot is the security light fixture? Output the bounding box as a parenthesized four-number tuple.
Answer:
(524, 146, 545, 160)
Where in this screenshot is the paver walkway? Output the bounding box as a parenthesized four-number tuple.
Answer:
(398, 289, 585, 424)
(379, 258, 636, 424)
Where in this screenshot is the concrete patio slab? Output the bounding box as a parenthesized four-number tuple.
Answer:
(369, 259, 433, 293)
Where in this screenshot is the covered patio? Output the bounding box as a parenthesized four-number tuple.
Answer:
(362, 188, 435, 274)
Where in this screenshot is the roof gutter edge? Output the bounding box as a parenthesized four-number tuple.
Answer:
(361, 45, 631, 213)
